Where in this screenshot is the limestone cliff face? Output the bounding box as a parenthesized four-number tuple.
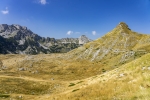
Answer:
(0, 24, 91, 54)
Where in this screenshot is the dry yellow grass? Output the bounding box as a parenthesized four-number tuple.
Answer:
(1, 23, 150, 100)
(0, 53, 150, 100)
(47, 53, 150, 100)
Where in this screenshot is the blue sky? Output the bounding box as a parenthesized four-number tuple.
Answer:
(0, 0, 150, 39)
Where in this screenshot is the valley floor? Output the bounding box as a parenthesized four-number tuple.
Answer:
(0, 54, 150, 100)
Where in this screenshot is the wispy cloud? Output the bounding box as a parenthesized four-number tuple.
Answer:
(39, 0, 47, 5)
(67, 31, 73, 35)
(1, 7, 9, 15)
(92, 31, 96, 35)
(75, 32, 80, 34)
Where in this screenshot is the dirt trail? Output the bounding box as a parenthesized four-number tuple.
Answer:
(0, 75, 55, 82)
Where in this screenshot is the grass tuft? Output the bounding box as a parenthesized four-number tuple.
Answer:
(68, 83, 76, 87)
(0, 94, 10, 98)
(72, 89, 80, 92)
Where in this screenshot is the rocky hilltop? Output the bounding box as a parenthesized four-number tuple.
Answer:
(67, 22, 150, 67)
(0, 24, 91, 54)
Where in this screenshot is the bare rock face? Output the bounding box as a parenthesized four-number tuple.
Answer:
(12, 24, 21, 30)
(0, 24, 8, 32)
(79, 35, 92, 45)
(118, 22, 129, 28)
(56, 38, 78, 44)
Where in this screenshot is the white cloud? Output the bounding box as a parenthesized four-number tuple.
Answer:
(67, 31, 73, 35)
(39, 0, 47, 5)
(92, 31, 96, 35)
(1, 7, 9, 15)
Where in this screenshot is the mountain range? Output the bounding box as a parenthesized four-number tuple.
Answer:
(0, 24, 91, 54)
(1, 22, 150, 99)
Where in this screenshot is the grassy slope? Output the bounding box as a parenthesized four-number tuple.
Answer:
(67, 22, 150, 62)
(48, 53, 150, 100)
(0, 53, 150, 100)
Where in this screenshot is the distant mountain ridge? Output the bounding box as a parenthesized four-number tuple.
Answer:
(0, 24, 91, 54)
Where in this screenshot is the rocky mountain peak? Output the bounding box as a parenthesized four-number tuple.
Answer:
(118, 22, 128, 27)
(12, 24, 22, 29)
(80, 35, 86, 38)
(105, 22, 132, 37)
(12, 24, 27, 30)
(79, 35, 91, 45)
(116, 22, 130, 31)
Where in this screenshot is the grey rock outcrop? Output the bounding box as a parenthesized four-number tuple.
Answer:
(79, 35, 92, 45)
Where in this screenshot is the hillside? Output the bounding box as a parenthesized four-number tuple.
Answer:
(0, 24, 91, 54)
(47, 53, 150, 100)
(68, 22, 150, 60)
(0, 53, 150, 100)
(65, 22, 150, 70)
(0, 22, 150, 100)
